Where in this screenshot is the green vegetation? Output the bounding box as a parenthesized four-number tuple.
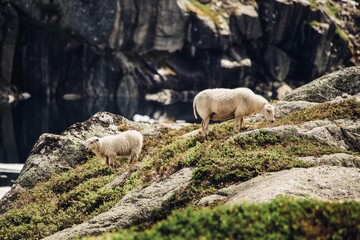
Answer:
(324, 0, 341, 18)
(308, 0, 320, 11)
(261, 98, 360, 128)
(87, 197, 360, 240)
(0, 158, 133, 240)
(308, 0, 353, 53)
(335, 26, 350, 42)
(322, 1, 350, 43)
(0, 99, 359, 240)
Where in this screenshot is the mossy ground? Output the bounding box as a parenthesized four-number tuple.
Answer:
(260, 98, 360, 128)
(0, 99, 359, 240)
(87, 197, 360, 240)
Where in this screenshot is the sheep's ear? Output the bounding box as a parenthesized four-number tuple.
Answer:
(266, 103, 274, 110)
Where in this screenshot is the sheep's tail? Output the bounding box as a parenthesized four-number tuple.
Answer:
(193, 99, 198, 119)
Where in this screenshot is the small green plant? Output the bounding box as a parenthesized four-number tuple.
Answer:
(324, 0, 341, 18)
(187, 0, 227, 30)
(308, 0, 319, 10)
(233, 130, 281, 149)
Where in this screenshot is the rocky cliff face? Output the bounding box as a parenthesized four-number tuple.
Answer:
(0, 67, 359, 239)
(0, 0, 358, 102)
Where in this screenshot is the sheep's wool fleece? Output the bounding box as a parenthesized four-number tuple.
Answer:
(97, 130, 143, 156)
(200, 88, 266, 103)
(194, 88, 268, 117)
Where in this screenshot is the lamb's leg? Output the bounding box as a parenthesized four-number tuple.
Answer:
(129, 152, 138, 164)
(105, 156, 110, 167)
(110, 157, 117, 169)
(107, 155, 116, 169)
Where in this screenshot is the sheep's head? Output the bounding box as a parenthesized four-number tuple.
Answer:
(85, 137, 100, 151)
(261, 103, 275, 123)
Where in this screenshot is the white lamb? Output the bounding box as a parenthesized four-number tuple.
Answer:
(193, 87, 275, 136)
(85, 130, 143, 168)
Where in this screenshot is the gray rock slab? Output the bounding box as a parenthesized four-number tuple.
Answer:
(232, 119, 360, 151)
(282, 66, 360, 102)
(196, 194, 228, 207)
(225, 166, 360, 204)
(274, 100, 318, 117)
(298, 153, 360, 168)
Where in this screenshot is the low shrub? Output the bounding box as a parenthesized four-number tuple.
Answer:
(90, 197, 360, 240)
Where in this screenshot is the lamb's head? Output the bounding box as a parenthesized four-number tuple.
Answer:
(85, 137, 100, 151)
(260, 103, 275, 123)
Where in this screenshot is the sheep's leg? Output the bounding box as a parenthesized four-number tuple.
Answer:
(105, 156, 110, 167)
(204, 117, 210, 135)
(234, 117, 240, 132)
(110, 158, 117, 169)
(234, 116, 244, 132)
(129, 154, 134, 164)
(201, 120, 206, 136)
(107, 155, 116, 169)
(129, 153, 138, 164)
(239, 117, 244, 129)
(113, 158, 119, 169)
(201, 116, 210, 136)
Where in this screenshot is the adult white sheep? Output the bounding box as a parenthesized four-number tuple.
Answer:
(85, 130, 143, 168)
(193, 87, 275, 136)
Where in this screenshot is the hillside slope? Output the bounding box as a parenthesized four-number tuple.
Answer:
(0, 67, 359, 239)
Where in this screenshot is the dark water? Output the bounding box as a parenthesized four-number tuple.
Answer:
(0, 97, 196, 187)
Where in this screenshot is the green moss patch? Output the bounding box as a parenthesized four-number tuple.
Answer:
(88, 197, 360, 240)
(264, 98, 360, 128)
